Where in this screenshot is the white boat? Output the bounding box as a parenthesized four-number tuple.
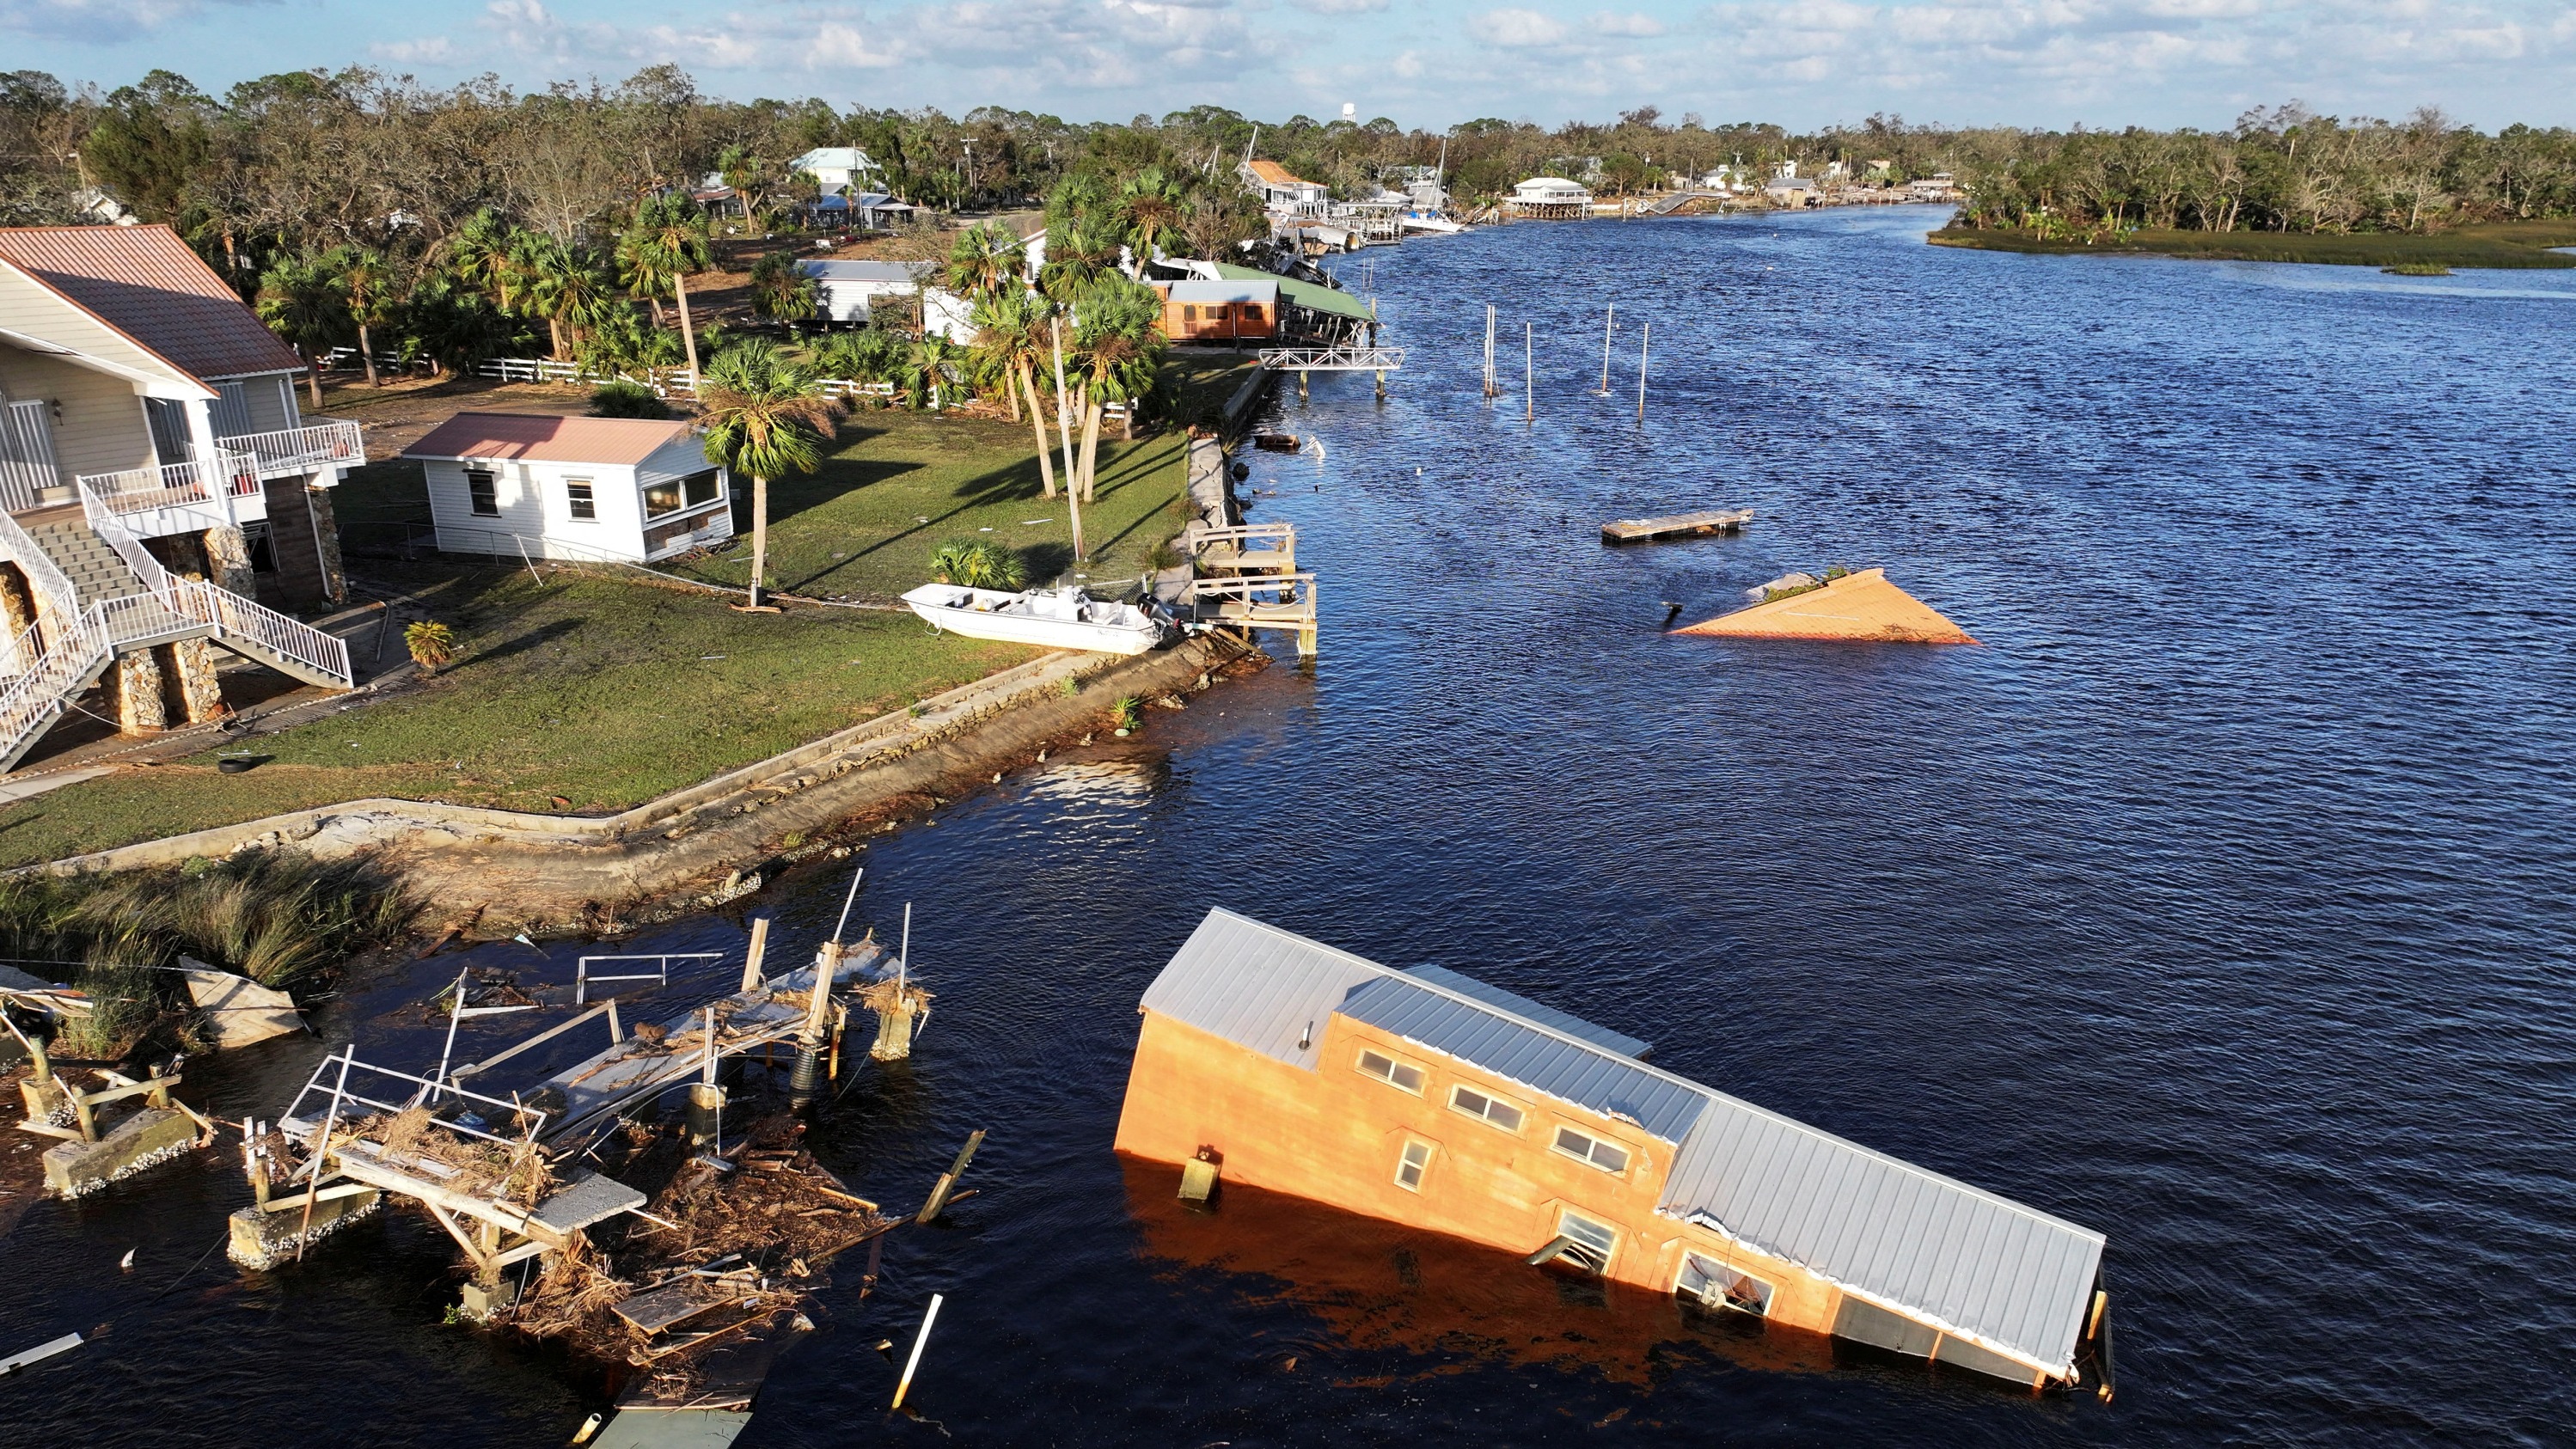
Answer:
(1401, 213, 1468, 235)
(902, 584, 1169, 656)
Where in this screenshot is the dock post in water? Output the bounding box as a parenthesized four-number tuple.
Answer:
(740, 916, 770, 993)
(685, 1006, 724, 1149)
(869, 902, 933, 1062)
(1598, 303, 1614, 394)
(1637, 321, 1649, 423)
(1524, 321, 1533, 424)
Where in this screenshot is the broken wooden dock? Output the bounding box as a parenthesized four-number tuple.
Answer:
(1190, 572, 1318, 657)
(1600, 508, 1754, 546)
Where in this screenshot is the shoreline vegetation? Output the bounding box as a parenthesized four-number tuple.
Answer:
(1928, 218, 2576, 270)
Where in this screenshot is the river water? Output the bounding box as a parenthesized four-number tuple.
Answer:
(5, 206, 2573, 1446)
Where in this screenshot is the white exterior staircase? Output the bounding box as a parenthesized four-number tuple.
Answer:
(0, 485, 353, 772)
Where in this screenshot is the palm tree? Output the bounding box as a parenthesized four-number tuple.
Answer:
(517, 235, 612, 361)
(1117, 168, 1189, 260)
(969, 287, 1057, 491)
(333, 246, 399, 388)
(718, 147, 781, 225)
(899, 334, 959, 410)
(943, 221, 1025, 303)
(1038, 211, 1124, 302)
(619, 194, 713, 384)
(696, 341, 846, 610)
(255, 254, 350, 408)
(748, 249, 818, 323)
(1067, 281, 1164, 503)
(440, 209, 519, 309)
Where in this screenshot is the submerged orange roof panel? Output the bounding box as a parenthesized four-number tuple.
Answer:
(1674, 568, 1975, 644)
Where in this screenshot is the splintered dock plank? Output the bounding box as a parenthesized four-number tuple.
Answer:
(1600, 508, 1754, 545)
(538, 939, 888, 1144)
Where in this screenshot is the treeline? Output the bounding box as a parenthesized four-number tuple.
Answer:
(6, 64, 2573, 303)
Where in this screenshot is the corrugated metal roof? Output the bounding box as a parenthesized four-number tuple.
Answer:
(1137, 909, 1386, 1070)
(1404, 964, 1651, 1058)
(1342, 975, 1705, 1142)
(0, 225, 304, 383)
(1661, 1100, 2102, 1375)
(1166, 279, 1277, 304)
(801, 260, 933, 284)
(1134, 908, 2107, 1376)
(1207, 263, 1374, 323)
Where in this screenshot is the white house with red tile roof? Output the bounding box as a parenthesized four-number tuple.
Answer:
(0, 224, 360, 770)
(402, 413, 731, 565)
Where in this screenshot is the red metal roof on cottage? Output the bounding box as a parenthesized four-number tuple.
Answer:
(0, 224, 307, 383)
(403, 413, 697, 468)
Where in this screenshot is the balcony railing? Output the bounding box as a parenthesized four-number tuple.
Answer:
(219, 418, 364, 478)
(75, 449, 259, 523)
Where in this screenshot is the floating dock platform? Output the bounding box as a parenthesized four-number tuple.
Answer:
(1600, 508, 1754, 546)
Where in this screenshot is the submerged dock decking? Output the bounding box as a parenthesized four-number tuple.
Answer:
(1600, 508, 1754, 545)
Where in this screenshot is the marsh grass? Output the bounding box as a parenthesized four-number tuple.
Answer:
(0, 850, 419, 1058)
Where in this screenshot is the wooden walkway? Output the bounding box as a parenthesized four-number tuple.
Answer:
(1600, 508, 1753, 546)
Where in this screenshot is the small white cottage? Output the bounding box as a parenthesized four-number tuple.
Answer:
(800, 260, 937, 324)
(402, 413, 731, 564)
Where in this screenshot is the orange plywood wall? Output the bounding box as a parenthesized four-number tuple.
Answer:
(1674, 568, 1976, 644)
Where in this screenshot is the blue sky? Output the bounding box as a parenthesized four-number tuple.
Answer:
(9, 0, 2574, 131)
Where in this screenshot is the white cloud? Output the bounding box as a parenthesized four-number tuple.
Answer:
(1288, 0, 1391, 12)
(371, 35, 459, 64)
(2, 0, 256, 43)
(1590, 9, 1665, 34)
(1472, 6, 1570, 46)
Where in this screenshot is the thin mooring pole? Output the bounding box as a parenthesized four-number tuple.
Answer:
(1524, 321, 1533, 424)
(898, 902, 911, 993)
(1598, 304, 1615, 394)
(892, 1293, 945, 1409)
(296, 1049, 353, 1262)
(1637, 321, 1650, 423)
(1483, 305, 1497, 399)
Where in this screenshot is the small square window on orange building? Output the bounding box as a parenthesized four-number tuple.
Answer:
(1394, 1140, 1433, 1191)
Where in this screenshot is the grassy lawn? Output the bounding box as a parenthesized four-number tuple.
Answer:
(0, 565, 1042, 866)
(0, 358, 1247, 868)
(664, 357, 1248, 601)
(1926, 219, 2576, 269)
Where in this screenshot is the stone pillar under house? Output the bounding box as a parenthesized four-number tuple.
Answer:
(305, 482, 347, 604)
(0, 565, 37, 665)
(167, 638, 226, 724)
(101, 649, 168, 734)
(151, 531, 214, 581)
(203, 526, 257, 596)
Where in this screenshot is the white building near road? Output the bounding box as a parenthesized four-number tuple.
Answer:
(799, 260, 937, 324)
(402, 413, 731, 564)
(789, 147, 884, 197)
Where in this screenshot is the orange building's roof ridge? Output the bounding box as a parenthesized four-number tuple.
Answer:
(1674, 567, 1975, 644)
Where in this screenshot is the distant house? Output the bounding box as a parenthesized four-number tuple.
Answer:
(788, 147, 884, 198)
(1147, 278, 1278, 343)
(1117, 909, 2116, 1393)
(1240, 158, 1330, 215)
(1507, 177, 1593, 219)
(920, 287, 978, 345)
(1765, 177, 1822, 208)
(798, 260, 935, 324)
(402, 413, 731, 564)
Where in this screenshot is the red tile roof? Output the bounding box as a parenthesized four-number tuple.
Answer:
(402, 413, 699, 468)
(0, 224, 306, 384)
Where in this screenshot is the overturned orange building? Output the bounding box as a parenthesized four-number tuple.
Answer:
(1674, 567, 1977, 644)
(1117, 909, 2112, 1391)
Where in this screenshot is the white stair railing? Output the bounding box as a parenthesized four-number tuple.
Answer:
(0, 507, 83, 627)
(0, 608, 107, 767)
(76, 449, 258, 519)
(78, 480, 352, 688)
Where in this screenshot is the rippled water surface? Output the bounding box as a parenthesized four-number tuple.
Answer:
(5, 207, 2573, 1446)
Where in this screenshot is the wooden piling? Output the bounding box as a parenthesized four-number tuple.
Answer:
(740, 917, 770, 993)
(1598, 303, 1614, 394)
(1637, 321, 1649, 423)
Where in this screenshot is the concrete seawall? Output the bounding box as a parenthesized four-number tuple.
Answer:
(29, 636, 1243, 934)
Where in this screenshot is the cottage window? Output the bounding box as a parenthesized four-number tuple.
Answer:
(1355, 1049, 1423, 1094)
(1450, 1085, 1524, 1133)
(1552, 1126, 1631, 1175)
(1555, 1209, 1618, 1272)
(686, 469, 722, 506)
(1678, 1253, 1773, 1318)
(466, 469, 499, 517)
(1242, 305, 1264, 323)
(1394, 1140, 1433, 1192)
(566, 480, 597, 521)
(1183, 304, 1200, 322)
(647, 469, 723, 519)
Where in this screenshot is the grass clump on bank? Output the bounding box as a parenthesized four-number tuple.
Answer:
(0, 850, 418, 1057)
(1926, 219, 2576, 270)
